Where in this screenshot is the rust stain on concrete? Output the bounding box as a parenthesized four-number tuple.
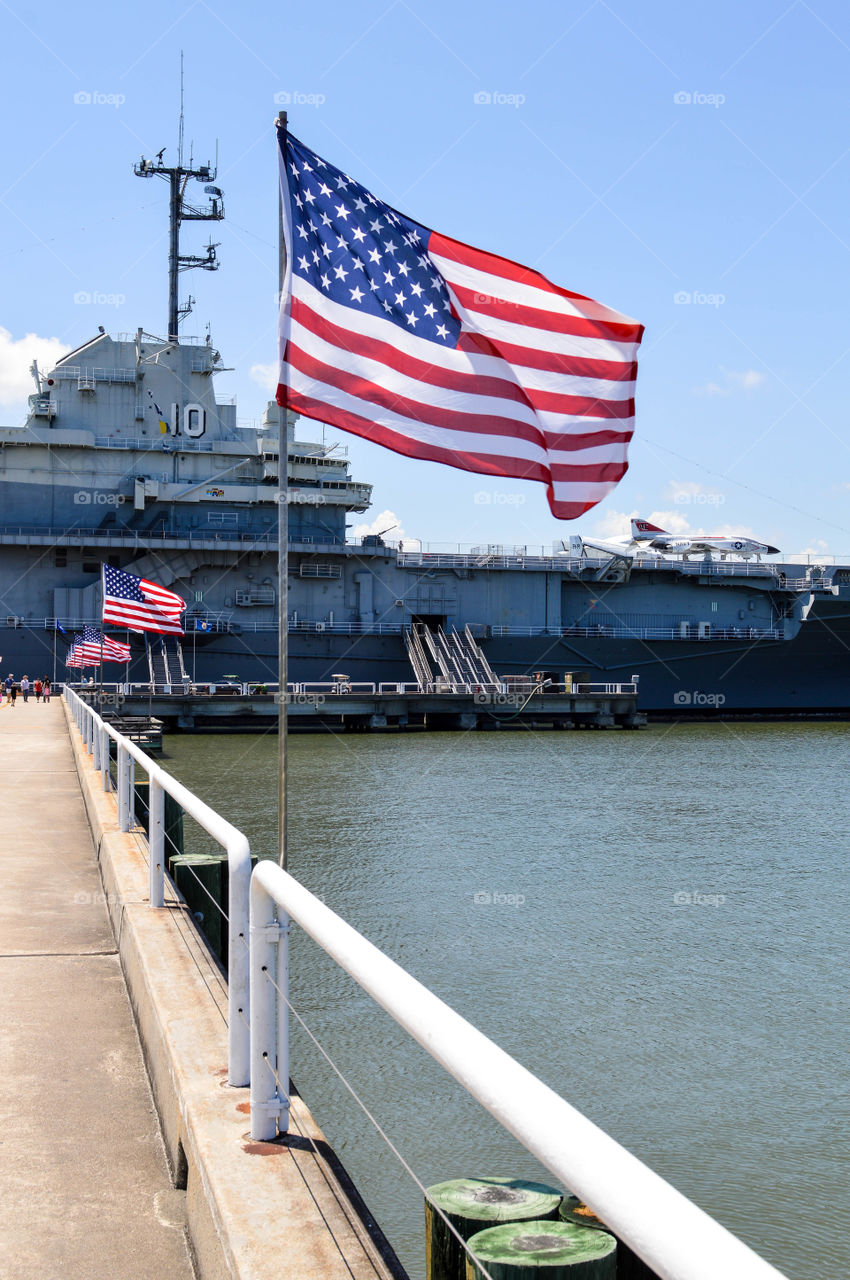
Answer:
(242, 1141, 287, 1157)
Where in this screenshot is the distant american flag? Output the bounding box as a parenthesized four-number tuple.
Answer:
(102, 565, 185, 635)
(66, 635, 87, 668)
(277, 129, 643, 519)
(67, 627, 131, 665)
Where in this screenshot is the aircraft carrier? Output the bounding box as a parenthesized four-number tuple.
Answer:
(2, 139, 849, 717)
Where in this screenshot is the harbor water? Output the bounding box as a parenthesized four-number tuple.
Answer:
(165, 722, 850, 1280)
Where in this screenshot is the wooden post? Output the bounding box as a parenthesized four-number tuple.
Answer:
(559, 1197, 658, 1280)
(465, 1220, 616, 1279)
(426, 1177, 562, 1280)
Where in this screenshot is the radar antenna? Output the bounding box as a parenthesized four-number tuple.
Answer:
(134, 54, 224, 341)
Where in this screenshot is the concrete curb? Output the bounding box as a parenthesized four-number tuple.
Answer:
(63, 699, 405, 1280)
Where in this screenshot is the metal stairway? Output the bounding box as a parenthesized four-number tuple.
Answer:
(404, 625, 434, 689)
(404, 624, 501, 693)
(145, 635, 189, 691)
(146, 636, 169, 691)
(459, 625, 500, 687)
(163, 635, 189, 687)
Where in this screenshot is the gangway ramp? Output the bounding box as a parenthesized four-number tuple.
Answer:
(404, 623, 501, 692)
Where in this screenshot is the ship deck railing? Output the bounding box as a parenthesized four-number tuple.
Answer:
(63, 682, 787, 1280)
(32, 617, 787, 641)
(397, 550, 803, 579)
(67, 678, 640, 699)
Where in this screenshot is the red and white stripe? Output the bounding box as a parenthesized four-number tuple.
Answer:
(278, 229, 642, 520)
(100, 637, 131, 662)
(103, 579, 185, 636)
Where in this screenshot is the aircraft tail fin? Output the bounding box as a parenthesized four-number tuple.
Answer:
(631, 517, 666, 540)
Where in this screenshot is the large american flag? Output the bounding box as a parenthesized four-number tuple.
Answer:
(102, 565, 185, 635)
(276, 129, 643, 520)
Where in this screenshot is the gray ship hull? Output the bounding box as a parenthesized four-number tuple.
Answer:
(10, 592, 848, 716)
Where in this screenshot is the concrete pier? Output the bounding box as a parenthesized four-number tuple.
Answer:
(0, 695, 406, 1279)
(0, 698, 195, 1279)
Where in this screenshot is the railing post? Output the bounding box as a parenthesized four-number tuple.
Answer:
(117, 743, 129, 831)
(148, 778, 165, 908)
(92, 717, 101, 771)
(249, 876, 289, 1139)
(127, 756, 135, 829)
(102, 728, 111, 790)
(227, 835, 252, 1087)
(277, 913, 290, 1132)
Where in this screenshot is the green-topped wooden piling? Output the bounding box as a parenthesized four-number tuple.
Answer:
(559, 1197, 657, 1279)
(169, 853, 227, 964)
(465, 1220, 616, 1280)
(426, 1177, 562, 1280)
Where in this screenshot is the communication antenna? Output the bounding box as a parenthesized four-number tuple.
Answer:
(134, 54, 224, 340)
(178, 51, 184, 169)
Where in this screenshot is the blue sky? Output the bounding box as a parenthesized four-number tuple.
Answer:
(2, 0, 849, 558)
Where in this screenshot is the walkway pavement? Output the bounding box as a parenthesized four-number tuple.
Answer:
(0, 696, 196, 1279)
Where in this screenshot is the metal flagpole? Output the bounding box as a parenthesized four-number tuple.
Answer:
(274, 109, 292, 1137)
(98, 567, 105, 713)
(277, 110, 289, 872)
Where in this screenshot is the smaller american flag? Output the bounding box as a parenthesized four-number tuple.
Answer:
(83, 625, 130, 663)
(66, 627, 130, 665)
(66, 635, 86, 668)
(102, 565, 186, 635)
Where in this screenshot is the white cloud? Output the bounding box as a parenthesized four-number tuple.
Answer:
(790, 539, 832, 560)
(0, 327, 70, 416)
(352, 508, 420, 550)
(645, 509, 691, 534)
(590, 508, 636, 540)
(694, 367, 766, 397)
(249, 362, 278, 392)
(590, 504, 761, 542)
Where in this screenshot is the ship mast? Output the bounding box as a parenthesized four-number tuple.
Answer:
(134, 60, 225, 341)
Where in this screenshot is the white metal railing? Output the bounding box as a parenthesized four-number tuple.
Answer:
(64, 686, 251, 1086)
(65, 685, 783, 1279)
(93, 436, 216, 452)
(249, 861, 786, 1280)
(53, 365, 137, 383)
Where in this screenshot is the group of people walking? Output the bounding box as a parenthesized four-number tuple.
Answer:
(4, 675, 50, 706)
